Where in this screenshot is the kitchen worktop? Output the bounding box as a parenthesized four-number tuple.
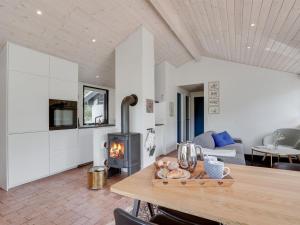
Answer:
(79, 124, 116, 129)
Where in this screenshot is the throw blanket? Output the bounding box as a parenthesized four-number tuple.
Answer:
(201, 148, 236, 157)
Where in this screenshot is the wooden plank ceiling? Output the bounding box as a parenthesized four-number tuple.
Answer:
(0, 0, 299, 87)
(0, 0, 192, 87)
(150, 0, 300, 75)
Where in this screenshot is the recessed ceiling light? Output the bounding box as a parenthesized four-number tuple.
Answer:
(36, 10, 42, 15)
(250, 23, 255, 27)
(92, 38, 96, 43)
(96, 75, 100, 78)
(247, 46, 251, 49)
(265, 47, 270, 51)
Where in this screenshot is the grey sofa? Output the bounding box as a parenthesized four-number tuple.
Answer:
(263, 128, 300, 150)
(193, 131, 246, 165)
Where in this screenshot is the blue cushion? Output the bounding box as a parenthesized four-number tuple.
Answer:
(212, 131, 235, 147)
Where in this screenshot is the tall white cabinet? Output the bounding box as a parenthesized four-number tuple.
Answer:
(8, 132, 50, 188)
(8, 71, 49, 133)
(50, 130, 79, 174)
(49, 56, 78, 101)
(0, 42, 79, 190)
(78, 129, 94, 165)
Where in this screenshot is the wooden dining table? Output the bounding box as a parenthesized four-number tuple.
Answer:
(110, 157, 300, 225)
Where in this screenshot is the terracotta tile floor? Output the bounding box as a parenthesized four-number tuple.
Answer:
(0, 165, 133, 225)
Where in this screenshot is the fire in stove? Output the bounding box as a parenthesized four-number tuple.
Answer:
(109, 142, 125, 159)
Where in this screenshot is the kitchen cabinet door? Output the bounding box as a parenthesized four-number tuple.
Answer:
(78, 129, 93, 165)
(49, 79, 78, 101)
(155, 126, 165, 157)
(8, 132, 50, 188)
(49, 129, 79, 174)
(9, 43, 49, 77)
(50, 56, 78, 82)
(8, 71, 49, 134)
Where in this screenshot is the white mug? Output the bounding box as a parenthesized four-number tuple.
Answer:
(206, 161, 230, 179)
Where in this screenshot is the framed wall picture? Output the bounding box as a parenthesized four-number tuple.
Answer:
(208, 90, 219, 98)
(208, 81, 220, 114)
(208, 81, 220, 90)
(146, 99, 154, 113)
(208, 106, 220, 114)
(208, 98, 219, 106)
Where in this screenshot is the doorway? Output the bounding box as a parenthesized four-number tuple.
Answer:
(194, 97, 204, 136)
(178, 83, 204, 140)
(177, 93, 181, 143)
(185, 96, 190, 140)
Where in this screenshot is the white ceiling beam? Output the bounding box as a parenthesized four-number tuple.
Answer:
(149, 0, 205, 61)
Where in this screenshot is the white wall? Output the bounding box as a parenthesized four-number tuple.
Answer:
(155, 61, 191, 153)
(0, 44, 7, 189)
(115, 26, 155, 168)
(78, 82, 115, 126)
(156, 57, 300, 154)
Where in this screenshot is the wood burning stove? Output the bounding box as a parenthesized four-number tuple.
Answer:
(107, 94, 141, 176)
(108, 133, 140, 175)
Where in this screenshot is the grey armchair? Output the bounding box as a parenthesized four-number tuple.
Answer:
(193, 131, 246, 165)
(263, 128, 300, 150)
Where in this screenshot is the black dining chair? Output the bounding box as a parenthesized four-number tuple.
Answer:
(114, 208, 195, 225)
(114, 208, 221, 225)
(157, 206, 221, 225)
(114, 208, 154, 225)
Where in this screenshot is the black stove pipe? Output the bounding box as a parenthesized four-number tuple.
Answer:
(121, 94, 138, 133)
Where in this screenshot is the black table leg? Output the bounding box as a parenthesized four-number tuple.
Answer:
(132, 200, 155, 217)
(147, 202, 154, 217)
(132, 199, 141, 217)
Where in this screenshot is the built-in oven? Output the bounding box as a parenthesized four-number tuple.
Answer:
(49, 99, 77, 130)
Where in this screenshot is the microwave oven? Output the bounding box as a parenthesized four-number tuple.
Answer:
(49, 99, 77, 130)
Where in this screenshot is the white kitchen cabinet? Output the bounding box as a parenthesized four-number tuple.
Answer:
(155, 125, 165, 157)
(50, 129, 79, 174)
(0, 45, 8, 190)
(49, 56, 78, 101)
(8, 71, 49, 134)
(9, 43, 49, 77)
(78, 129, 94, 164)
(155, 102, 166, 125)
(8, 132, 49, 188)
(50, 56, 78, 82)
(0, 42, 80, 190)
(49, 78, 78, 101)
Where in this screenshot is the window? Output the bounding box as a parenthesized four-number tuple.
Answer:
(83, 86, 108, 125)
